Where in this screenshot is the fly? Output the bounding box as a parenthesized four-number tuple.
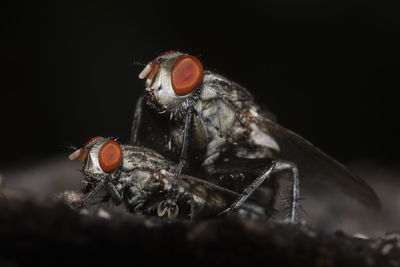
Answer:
(131, 51, 381, 222)
(67, 137, 269, 220)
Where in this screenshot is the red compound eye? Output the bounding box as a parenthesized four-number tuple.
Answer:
(171, 55, 204, 96)
(98, 140, 123, 173)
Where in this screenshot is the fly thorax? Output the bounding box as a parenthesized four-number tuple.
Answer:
(201, 100, 235, 140)
(170, 112, 208, 152)
(249, 123, 279, 151)
(248, 108, 280, 153)
(233, 109, 280, 158)
(132, 170, 159, 191)
(191, 114, 208, 149)
(170, 126, 184, 150)
(121, 145, 172, 172)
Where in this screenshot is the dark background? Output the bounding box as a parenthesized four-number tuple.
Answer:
(1, 0, 399, 166)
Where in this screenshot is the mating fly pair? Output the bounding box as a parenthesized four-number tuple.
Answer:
(129, 51, 381, 222)
(69, 51, 380, 222)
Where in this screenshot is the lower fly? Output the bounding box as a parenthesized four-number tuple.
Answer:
(66, 136, 275, 220)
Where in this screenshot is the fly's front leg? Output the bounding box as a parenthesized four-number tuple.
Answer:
(74, 181, 105, 209)
(106, 182, 123, 205)
(130, 96, 145, 145)
(174, 108, 194, 180)
(220, 160, 300, 223)
(163, 109, 194, 209)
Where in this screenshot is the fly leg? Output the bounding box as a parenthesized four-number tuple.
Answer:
(190, 200, 197, 221)
(173, 108, 194, 180)
(130, 96, 144, 145)
(275, 161, 300, 222)
(188, 194, 202, 221)
(219, 160, 300, 223)
(106, 182, 123, 205)
(163, 109, 194, 210)
(73, 181, 105, 209)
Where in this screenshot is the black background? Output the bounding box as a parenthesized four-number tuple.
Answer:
(1, 0, 399, 165)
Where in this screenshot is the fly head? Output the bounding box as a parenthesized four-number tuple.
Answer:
(138, 51, 204, 118)
(69, 136, 123, 185)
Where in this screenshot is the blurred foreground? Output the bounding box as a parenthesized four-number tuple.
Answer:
(1, 155, 399, 237)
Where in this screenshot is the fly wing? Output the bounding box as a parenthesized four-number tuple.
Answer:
(259, 118, 381, 211)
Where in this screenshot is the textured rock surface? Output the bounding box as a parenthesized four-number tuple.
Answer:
(0, 188, 399, 267)
(3, 157, 400, 236)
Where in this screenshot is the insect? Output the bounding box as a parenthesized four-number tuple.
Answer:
(131, 51, 381, 222)
(68, 137, 269, 220)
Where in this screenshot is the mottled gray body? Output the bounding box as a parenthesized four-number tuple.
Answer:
(169, 71, 280, 171)
(134, 51, 381, 220)
(77, 137, 250, 219)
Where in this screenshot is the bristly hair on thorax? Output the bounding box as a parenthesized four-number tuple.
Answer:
(145, 83, 203, 120)
(168, 84, 203, 120)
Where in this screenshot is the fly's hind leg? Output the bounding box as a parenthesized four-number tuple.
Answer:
(219, 160, 300, 223)
(274, 161, 299, 222)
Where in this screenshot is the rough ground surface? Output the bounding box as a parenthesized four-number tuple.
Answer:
(0, 187, 399, 267)
(2, 156, 400, 236)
